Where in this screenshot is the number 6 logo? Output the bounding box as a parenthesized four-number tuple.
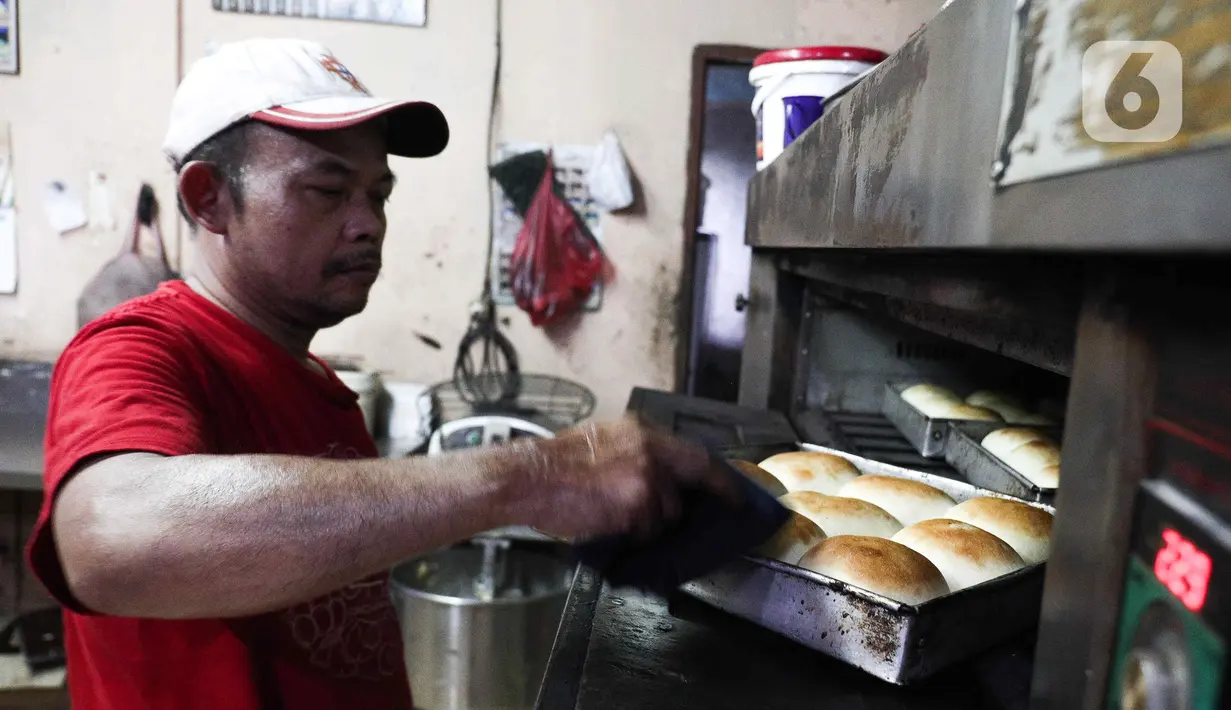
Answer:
(1082, 41, 1183, 144)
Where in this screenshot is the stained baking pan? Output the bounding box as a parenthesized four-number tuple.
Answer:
(943, 423, 1059, 504)
(682, 444, 1054, 685)
(880, 383, 966, 459)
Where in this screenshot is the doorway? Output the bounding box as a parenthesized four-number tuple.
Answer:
(677, 45, 766, 402)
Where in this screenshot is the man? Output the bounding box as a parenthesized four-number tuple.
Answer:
(28, 39, 733, 709)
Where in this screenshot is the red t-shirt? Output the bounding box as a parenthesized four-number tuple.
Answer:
(27, 281, 412, 710)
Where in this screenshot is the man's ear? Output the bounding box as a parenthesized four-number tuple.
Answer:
(178, 162, 235, 235)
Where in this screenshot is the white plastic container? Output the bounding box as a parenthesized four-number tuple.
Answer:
(383, 380, 432, 457)
(750, 46, 888, 170)
(336, 369, 382, 436)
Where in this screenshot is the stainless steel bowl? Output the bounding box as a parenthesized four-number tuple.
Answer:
(390, 542, 574, 710)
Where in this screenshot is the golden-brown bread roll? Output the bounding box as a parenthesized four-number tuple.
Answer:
(1000, 441, 1062, 488)
(944, 497, 1053, 565)
(755, 512, 827, 565)
(1032, 464, 1061, 488)
(757, 452, 860, 494)
(780, 492, 903, 539)
(730, 460, 788, 498)
(980, 429, 1062, 488)
(798, 536, 949, 605)
(900, 384, 963, 417)
(981, 428, 1051, 456)
(891, 519, 1026, 592)
(836, 475, 956, 527)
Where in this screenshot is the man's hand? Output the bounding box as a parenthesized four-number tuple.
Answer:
(511, 419, 742, 541)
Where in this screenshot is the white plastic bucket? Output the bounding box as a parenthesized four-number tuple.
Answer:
(750, 47, 887, 171)
(336, 369, 382, 436)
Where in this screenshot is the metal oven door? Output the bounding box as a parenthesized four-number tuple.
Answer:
(626, 388, 798, 459)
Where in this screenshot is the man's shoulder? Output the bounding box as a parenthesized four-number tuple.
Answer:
(69, 282, 199, 354)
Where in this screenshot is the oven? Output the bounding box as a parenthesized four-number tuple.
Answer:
(647, 0, 1231, 704)
(539, 0, 1231, 708)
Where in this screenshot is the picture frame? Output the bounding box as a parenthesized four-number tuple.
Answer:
(0, 0, 18, 76)
(214, 0, 426, 27)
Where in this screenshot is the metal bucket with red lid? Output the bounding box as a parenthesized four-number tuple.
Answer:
(750, 46, 888, 170)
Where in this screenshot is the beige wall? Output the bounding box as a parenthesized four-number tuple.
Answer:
(1, 0, 942, 419)
(0, 0, 181, 358)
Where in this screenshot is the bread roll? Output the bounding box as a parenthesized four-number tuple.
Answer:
(980, 428, 1062, 488)
(836, 475, 956, 527)
(1001, 441, 1062, 488)
(755, 512, 827, 565)
(798, 536, 949, 605)
(965, 391, 1056, 425)
(730, 460, 788, 498)
(981, 428, 1051, 456)
(1004, 439, 1060, 468)
(928, 402, 1004, 422)
(757, 452, 860, 494)
(891, 519, 1025, 591)
(1031, 464, 1061, 489)
(965, 390, 1025, 411)
(901, 383, 961, 402)
(998, 408, 1057, 426)
(944, 497, 1053, 565)
(900, 384, 963, 417)
(780, 492, 903, 539)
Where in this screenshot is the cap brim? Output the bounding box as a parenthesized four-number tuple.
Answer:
(252, 96, 449, 158)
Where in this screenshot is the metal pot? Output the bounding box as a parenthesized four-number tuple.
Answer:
(390, 541, 574, 710)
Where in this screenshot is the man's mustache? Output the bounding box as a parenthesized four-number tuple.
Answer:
(323, 251, 383, 277)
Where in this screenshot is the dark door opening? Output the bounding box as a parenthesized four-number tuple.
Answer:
(678, 45, 765, 402)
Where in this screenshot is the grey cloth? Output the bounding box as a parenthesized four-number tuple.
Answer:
(77, 186, 177, 328)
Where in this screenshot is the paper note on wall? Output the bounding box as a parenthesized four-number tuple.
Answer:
(87, 171, 117, 231)
(43, 182, 88, 235)
(0, 121, 13, 294)
(0, 208, 14, 294)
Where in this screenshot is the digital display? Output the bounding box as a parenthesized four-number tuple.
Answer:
(1154, 528, 1212, 612)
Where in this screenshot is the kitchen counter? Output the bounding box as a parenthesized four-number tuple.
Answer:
(0, 429, 415, 492)
(0, 414, 45, 490)
(536, 567, 1035, 710)
(0, 360, 51, 491)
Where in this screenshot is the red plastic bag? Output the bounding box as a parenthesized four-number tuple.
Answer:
(509, 153, 608, 327)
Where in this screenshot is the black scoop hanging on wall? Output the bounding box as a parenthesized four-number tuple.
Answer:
(76, 184, 179, 329)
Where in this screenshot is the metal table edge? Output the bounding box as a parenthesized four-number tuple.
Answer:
(534, 564, 602, 710)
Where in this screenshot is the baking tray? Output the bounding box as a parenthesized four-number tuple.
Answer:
(943, 423, 1060, 504)
(881, 382, 966, 459)
(683, 443, 1054, 685)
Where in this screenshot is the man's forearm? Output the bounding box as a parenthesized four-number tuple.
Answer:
(53, 448, 535, 619)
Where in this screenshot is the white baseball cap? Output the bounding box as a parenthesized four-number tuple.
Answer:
(163, 38, 449, 165)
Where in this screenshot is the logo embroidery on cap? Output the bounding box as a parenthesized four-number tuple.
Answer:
(320, 54, 370, 95)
